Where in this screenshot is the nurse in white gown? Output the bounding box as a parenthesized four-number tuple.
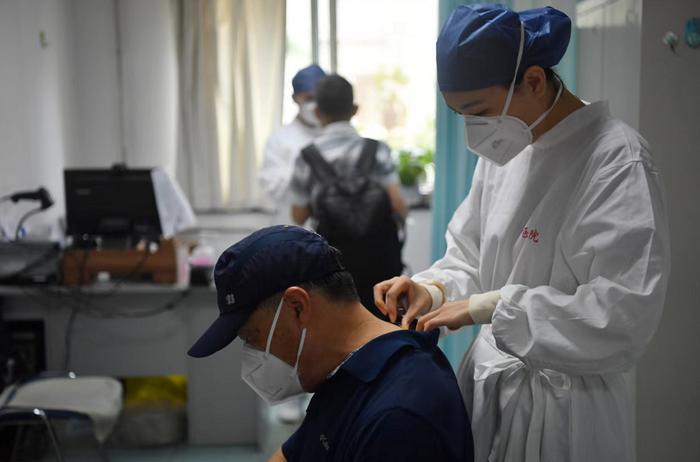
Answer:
(374, 5, 670, 462)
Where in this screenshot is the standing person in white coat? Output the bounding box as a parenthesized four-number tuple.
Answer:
(259, 65, 327, 223)
(374, 5, 670, 462)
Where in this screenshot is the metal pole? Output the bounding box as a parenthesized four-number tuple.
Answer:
(311, 0, 319, 64)
(329, 0, 337, 72)
(113, 0, 128, 164)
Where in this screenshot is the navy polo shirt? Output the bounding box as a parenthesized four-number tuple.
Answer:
(281, 329, 474, 461)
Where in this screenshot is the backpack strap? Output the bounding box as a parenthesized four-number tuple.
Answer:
(301, 143, 336, 186)
(356, 138, 379, 176)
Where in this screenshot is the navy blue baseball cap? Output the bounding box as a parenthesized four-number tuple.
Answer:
(292, 64, 326, 94)
(188, 225, 344, 358)
(437, 4, 571, 91)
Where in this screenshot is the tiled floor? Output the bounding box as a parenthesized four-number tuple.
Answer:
(3, 446, 264, 462)
(108, 445, 264, 462)
(104, 403, 299, 461)
(1, 401, 299, 461)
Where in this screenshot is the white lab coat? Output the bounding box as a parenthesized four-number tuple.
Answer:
(414, 102, 670, 462)
(259, 116, 321, 223)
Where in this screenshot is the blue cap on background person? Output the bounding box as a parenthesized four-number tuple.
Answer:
(187, 225, 344, 358)
(292, 64, 327, 94)
(436, 4, 571, 92)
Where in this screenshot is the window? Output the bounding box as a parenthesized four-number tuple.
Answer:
(283, 0, 438, 153)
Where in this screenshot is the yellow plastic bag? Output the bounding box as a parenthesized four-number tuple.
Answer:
(124, 375, 187, 409)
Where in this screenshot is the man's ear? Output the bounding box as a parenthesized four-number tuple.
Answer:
(283, 286, 312, 327)
(351, 104, 359, 117)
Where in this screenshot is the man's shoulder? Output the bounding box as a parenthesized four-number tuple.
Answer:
(316, 123, 389, 149)
(376, 340, 460, 399)
(269, 119, 318, 147)
(349, 331, 465, 415)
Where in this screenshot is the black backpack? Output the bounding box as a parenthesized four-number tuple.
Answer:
(301, 139, 400, 245)
(301, 139, 404, 314)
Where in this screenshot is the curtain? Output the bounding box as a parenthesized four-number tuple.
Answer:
(175, 0, 286, 210)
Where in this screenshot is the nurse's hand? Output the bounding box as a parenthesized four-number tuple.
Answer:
(373, 276, 432, 328)
(416, 300, 474, 332)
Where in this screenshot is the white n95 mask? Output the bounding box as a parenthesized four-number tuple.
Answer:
(298, 101, 321, 128)
(241, 299, 307, 405)
(463, 21, 562, 166)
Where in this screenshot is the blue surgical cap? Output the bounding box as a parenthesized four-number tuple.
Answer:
(292, 64, 327, 94)
(437, 4, 571, 92)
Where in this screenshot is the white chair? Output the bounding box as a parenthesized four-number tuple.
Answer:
(0, 373, 123, 461)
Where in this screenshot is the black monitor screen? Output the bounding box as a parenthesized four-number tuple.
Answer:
(64, 168, 162, 240)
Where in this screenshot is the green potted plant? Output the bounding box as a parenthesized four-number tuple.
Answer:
(396, 148, 434, 207)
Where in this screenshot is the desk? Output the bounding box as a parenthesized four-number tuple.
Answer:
(0, 284, 258, 445)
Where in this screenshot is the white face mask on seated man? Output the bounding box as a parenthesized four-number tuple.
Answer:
(240, 298, 307, 405)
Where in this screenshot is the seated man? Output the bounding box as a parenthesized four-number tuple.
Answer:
(188, 225, 473, 462)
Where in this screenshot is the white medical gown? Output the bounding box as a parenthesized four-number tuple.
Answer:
(414, 102, 670, 462)
(259, 117, 321, 203)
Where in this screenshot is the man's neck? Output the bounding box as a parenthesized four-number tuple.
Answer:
(304, 304, 400, 390)
(339, 307, 401, 352)
(319, 118, 352, 129)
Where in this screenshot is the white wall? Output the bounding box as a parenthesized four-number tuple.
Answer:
(118, 0, 178, 175)
(578, 0, 700, 459)
(67, 0, 178, 172)
(0, 0, 178, 237)
(65, 0, 122, 168)
(0, 0, 73, 236)
(576, 0, 642, 129)
(636, 1, 700, 460)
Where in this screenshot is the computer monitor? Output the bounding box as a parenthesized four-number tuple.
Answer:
(64, 167, 162, 243)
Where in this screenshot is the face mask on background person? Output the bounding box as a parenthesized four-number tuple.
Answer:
(298, 101, 321, 128)
(240, 298, 307, 405)
(463, 22, 562, 166)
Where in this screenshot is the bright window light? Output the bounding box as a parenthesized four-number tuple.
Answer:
(283, 0, 438, 154)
